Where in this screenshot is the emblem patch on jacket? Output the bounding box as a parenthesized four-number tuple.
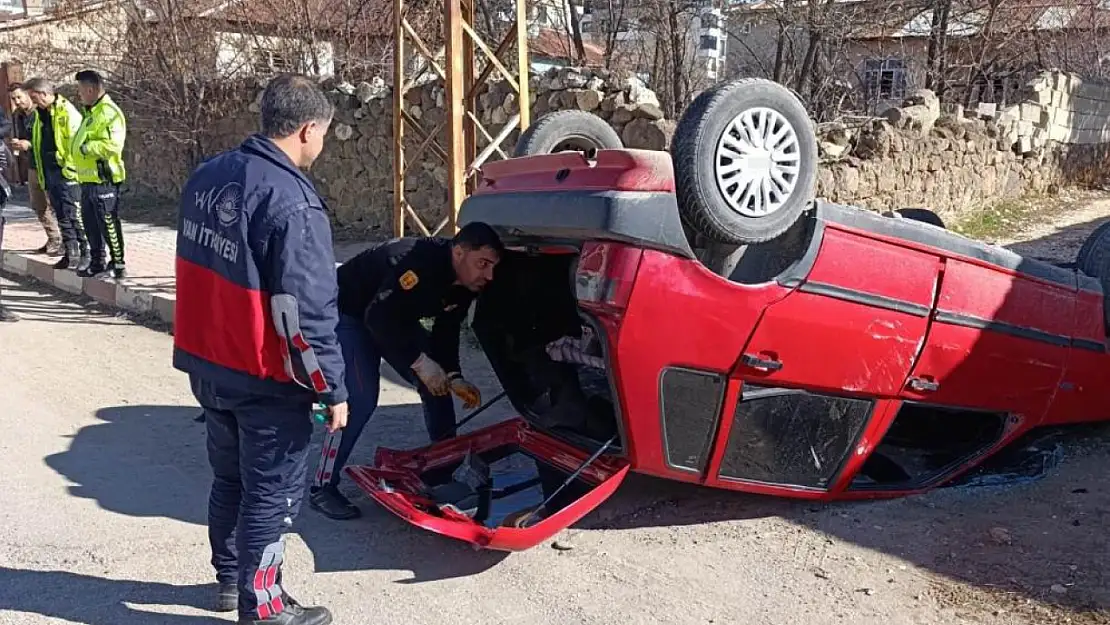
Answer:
(399, 270, 419, 290)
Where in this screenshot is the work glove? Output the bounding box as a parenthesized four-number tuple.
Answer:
(448, 373, 481, 410)
(411, 353, 450, 396)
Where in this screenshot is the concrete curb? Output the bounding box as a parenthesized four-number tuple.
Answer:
(1, 249, 176, 325)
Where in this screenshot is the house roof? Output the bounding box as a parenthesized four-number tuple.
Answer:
(191, 0, 394, 37)
(530, 28, 604, 66)
(732, 0, 1110, 39)
(886, 1, 1110, 38)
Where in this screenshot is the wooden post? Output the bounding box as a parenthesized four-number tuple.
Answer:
(391, 0, 531, 238)
(392, 0, 406, 238)
(444, 0, 467, 235)
(515, 0, 530, 132)
(461, 0, 476, 200)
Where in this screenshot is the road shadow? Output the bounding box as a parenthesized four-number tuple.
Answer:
(0, 280, 128, 326)
(49, 401, 509, 584)
(0, 567, 226, 625)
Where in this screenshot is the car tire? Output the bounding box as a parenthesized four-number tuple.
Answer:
(1075, 222, 1110, 332)
(1075, 220, 1110, 270)
(893, 208, 946, 229)
(672, 77, 818, 245)
(513, 110, 624, 157)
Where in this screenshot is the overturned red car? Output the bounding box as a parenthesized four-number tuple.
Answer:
(347, 78, 1110, 551)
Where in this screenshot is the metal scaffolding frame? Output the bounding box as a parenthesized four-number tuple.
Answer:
(392, 0, 531, 237)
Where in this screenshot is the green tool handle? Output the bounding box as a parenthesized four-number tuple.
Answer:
(312, 403, 330, 424)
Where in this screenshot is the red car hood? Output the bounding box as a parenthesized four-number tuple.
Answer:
(346, 418, 630, 551)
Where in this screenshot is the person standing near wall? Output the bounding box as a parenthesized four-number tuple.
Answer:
(8, 83, 61, 257)
(72, 70, 127, 279)
(0, 110, 20, 322)
(24, 77, 88, 272)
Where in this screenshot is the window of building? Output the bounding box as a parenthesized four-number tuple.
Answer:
(700, 34, 719, 51)
(863, 58, 907, 101)
(254, 49, 295, 75)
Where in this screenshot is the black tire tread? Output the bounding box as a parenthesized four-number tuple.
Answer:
(894, 208, 946, 229)
(513, 110, 623, 157)
(1075, 220, 1110, 269)
(672, 77, 818, 245)
(1075, 223, 1110, 332)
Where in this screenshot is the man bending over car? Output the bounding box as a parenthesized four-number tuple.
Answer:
(309, 222, 503, 520)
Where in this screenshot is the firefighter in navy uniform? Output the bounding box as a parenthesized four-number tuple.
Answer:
(173, 74, 348, 625)
(308, 222, 503, 520)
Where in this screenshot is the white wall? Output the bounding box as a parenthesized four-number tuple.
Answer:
(214, 31, 335, 78)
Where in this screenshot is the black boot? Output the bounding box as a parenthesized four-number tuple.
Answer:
(75, 253, 92, 274)
(109, 261, 127, 280)
(78, 258, 108, 278)
(53, 243, 80, 270)
(214, 582, 238, 612)
(238, 594, 332, 625)
(308, 484, 361, 520)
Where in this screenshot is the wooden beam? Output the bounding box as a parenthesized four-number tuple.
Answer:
(402, 20, 447, 83)
(515, 0, 530, 131)
(393, 0, 406, 237)
(462, 0, 476, 197)
(465, 21, 518, 102)
(461, 20, 519, 93)
(444, 0, 467, 234)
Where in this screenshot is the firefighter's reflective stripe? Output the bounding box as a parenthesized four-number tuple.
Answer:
(270, 294, 329, 394)
(253, 540, 286, 619)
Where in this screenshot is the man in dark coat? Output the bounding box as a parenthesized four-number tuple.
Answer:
(173, 73, 347, 625)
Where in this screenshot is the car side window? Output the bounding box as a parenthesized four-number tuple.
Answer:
(717, 385, 873, 490)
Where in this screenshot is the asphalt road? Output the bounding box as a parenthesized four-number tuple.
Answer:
(0, 273, 1107, 625)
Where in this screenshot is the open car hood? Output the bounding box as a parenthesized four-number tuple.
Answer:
(345, 418, 630, 551)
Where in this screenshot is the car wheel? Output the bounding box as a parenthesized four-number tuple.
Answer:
(672, 77, 818, 245)
(892, 208, 946, 229)
(1075, 220, 1110, 270)
(513, 110, 624, 157)
(1075, 222, 1110, 332)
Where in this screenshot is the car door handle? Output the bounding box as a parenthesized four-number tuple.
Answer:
(741, 353, 783, 372)
(907, 376, 939, 392)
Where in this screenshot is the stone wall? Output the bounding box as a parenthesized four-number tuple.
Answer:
(813, 71, 1110, 221)
(124, 67, 675, 235)
(125, 68, 1110, 233)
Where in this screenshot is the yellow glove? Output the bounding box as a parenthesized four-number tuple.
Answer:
(411, 353, 450, 395)
(449, 374, 481, 410)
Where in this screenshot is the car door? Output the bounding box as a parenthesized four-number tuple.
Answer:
(735, 221, 942, 397)
(901, 256, 1075, 422)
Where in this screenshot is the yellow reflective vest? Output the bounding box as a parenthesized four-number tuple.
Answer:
(31, 94, 82, 187)
(72, 93, 127, 185)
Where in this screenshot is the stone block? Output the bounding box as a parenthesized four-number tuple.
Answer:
(977, 102, 997, 119)
(997, 106, 1019, 123)
(1049, 123, 1071, 143)
(1018, 135, 1034, 154)
(1028, 75, 1051, 92)
(1019, 102, 1043, 122)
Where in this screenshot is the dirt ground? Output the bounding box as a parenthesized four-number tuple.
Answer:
(1, 194, 1110, 625)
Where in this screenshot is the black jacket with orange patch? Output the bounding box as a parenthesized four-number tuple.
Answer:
(336, 236, 475, 374)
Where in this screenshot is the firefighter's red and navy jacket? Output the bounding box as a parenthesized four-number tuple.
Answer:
(172, 134, 348, 406)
